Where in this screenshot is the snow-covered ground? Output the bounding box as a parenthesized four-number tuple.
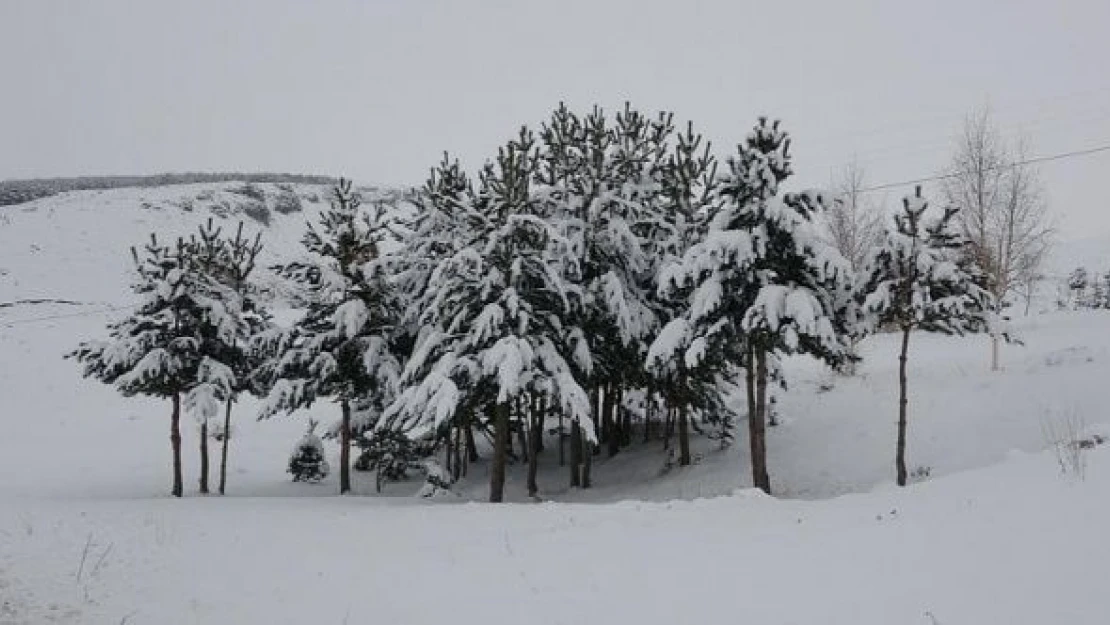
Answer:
(2, 184, 1110, 624)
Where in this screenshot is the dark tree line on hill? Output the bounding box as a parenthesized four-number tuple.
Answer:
(0, 172, 336, 207)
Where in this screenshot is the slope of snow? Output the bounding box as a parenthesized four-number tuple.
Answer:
(3, 183, 1110, 624)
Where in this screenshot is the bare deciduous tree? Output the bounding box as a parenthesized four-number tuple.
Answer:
(828, 159, 884, 273)
(826, 159, 883, 374)
(943, 108, 1054, 370)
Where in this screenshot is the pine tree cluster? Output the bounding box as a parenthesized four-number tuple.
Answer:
(69, 103, 995, 500)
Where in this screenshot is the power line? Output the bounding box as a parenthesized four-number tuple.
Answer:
(857, 143, 1110, 194)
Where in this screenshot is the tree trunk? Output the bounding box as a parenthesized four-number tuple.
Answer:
(218, 397, 232, 495)
(170, 393, 183, 498)
(569, 421, 581, 487)
(612, 384, 621, 457)
(527, 402, 541, 498)
(643, 386, 654, 443)
(678, 404, 691, 466)
(340, 400, 351, 495)
(517, 412, 529, 463)
(490, 401, 510, 502)
(990, 334, 1000, 372)
(663, 404, 674, 450)
(896, 327, 911, 487)
(750, 347, 771, 494)
(452, 421, 463, 482)
(465, 422, 479, 462)
(581, 427, 592, 488)
(619, 386, 631, 447)
(198, 419, 210, 494)
(558, 410, 565, 467)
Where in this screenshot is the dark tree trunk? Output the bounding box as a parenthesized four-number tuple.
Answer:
(643, 386, 654, 443)
(452, 421, 463, 482)
(751, 347, 771, 494)
(896, 326, 911, 487)
(595, 384, 609, 445)
(490, 401, 510, 502)
(535, 394, 545, 452)
(581, 427, 593, 488)
(619, 386, 631, 447)
(170, 392, 183, 498)
(445, 425, 454, 476)
(465, 422, 479, 462)
(663, 403, 674, 450)
(517, 404, 529, 464)
(218, 397, 232, 495)
(569, 421, 581, 487)
(340, 400, 352, 495)
(199, 419, 210, 494)
(527, 399, 541, 498)
(606, 385, 620, 458)
(678, 404, 691, 466)
(558, 410, 565, 467)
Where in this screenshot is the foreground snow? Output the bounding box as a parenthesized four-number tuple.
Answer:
(3, 447, 1108, 624)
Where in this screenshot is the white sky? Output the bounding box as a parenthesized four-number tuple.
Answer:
(2, 0, 1109, 237)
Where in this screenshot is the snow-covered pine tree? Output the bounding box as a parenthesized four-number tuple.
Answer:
(1092, 270, 1110, 309)
(258, 179, 402, 495)
(184, 218, 270, 495)
(859, 186, 991, 486)
(393, 153, 485, 473)
(645, 119, 725, 467)
(535, 103, 664, 460)
(386, 127, 594, 502)
(654, 118, 852, 493)
(288, 419, 330, 482)
(1067, 267, 1090, 309)
(68, 234, 240, 497)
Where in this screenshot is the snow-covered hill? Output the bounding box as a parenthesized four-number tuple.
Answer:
(0, 181, 407, 307)
(3, 180, 1110, 624)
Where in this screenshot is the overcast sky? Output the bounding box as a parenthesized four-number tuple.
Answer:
(2, 0, 1108, 237)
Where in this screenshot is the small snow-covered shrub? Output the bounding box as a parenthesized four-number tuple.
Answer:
(911, 465, 932, 482)
(230, 183, 267, 203)
(417, 459, 454, 498)
(288, 421, 330, 483)
(273, 190, 303, 215)
(354, 429, 434, 492)
(240, 201, 271, 226)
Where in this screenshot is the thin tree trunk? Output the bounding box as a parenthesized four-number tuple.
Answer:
(643, 386, 654, 443)
(218, 397, 231, 495)
(445, 424, 454, 477)
(619, 386, 631, 447)
(527, 400, 541, 498)
(558, 410, 565, 467)
(452, 421, 463, 481)
(569, 420, 581, 487)
(663, 404, 674, 450)
(171, 393, 183, 498)
(517, 408, 529, 464)
(465, 422, 479, 462)
(340, 400, 351, 495)
(751, 347, 771, 494)
(990, 334, 1000, 372)
(490, 401, 510, 502)
(581, 427, 592, 488)
(606, 385, 620, 458)
(199, 419, 210, 494)
(896, 326, 911, 487)
(678, 404, 691, 466)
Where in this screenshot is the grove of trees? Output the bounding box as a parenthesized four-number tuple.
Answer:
(70, 103, 1000, 500)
